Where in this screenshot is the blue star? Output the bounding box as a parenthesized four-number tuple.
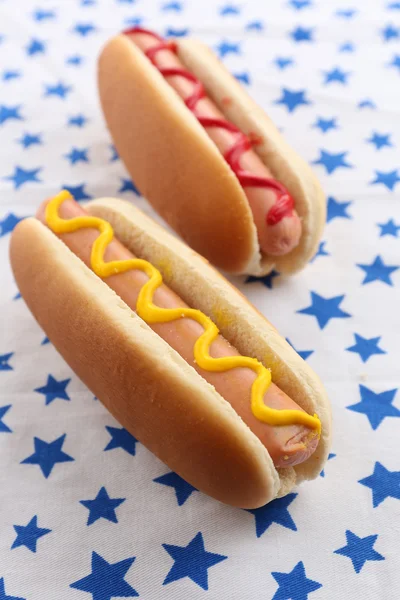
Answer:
(339, 41, 355, 52)
(80, 486, 125, 525)
(359, 462, 400, 507)
(162, 2, 183, 10)
(388, 54, 400, 71)
(220, 4, 240, 15)
(0, 405, 12, 433)
(34, 375, 71, 406)
(378, 219, 400, 237)
(310, 241, 330, 261)
(358, 98, 376, 109)
(298, 292, 351, 329)
(104, 426, 138, 456)
(320, 452, 336, 477)
(336, 8, 357, 18)
(357, 255, 398, 285)
(165, 27, 189, 38)
(163, 532, 227, 589)
(246, 21, 264, 31)
(290, 26, 314, 42)
(33, 9, 56, 21)
(0, 578, 26, 600)
(323, 67, 351, 85)
(313, 117, 337, 133)
(289, 0, 312, 9)
(313, 150, 353, 174)
(387, 1, 400, 7)
(44, 82, 72, 99)
(272, 561, 322, 600)
(62, 184, 91, 201)
(334, 530, 384, 573)
(21, 434, 74, 478)
(4, 166, 42, 189)
(327, 197, 352, 221)
(0, 353, 13, 371)
(274, 57, 294, 70)
(2, 70, 21, 81)
(119, 178, 140, 194)
(13, 292, 22, 300)
(234, 72, 250, 85)
(371, 169, 400, 191)
(0, 105, 23, 126)
(0, 215, 23, 236)
(246, 493, 297, 537)
(275, 88, 311, 113)
(67, 114, 87, 128)
(347, 385, 399, 430)
(286, 339, 314, 361)
(367, 132, 393, 150)
(216, 41, 241, 58)
(346, 334, 386, 363)
(110, 145, 119, 161)
(11, 516, 51, 553)
(66, 55, 84, 66)
(64, 147, 89, 165)
(17, 133, 42, 149)
(382, 24, 399, 41)
(154, 472, 197, 505)
(246, 270, 280, 289)
(41, 337, 50, 345)
(26, 38, 46, 56)
(71, 552, 138, 599)
(73, 23, 96, 36)
(124, 15, 144, 26)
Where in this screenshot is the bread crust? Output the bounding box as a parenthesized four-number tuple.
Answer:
(9, 200, 331, 506)
(98, 34, 325, 275)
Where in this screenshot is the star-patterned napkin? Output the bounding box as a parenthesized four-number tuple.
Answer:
(1, 1, 400, 599)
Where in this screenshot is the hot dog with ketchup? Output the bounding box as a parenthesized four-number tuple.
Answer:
(98, 27, 326, 275)
(10, 191, 331, 507)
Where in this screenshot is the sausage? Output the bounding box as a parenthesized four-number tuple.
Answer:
(36, 198, 317, 467)
(125, 29, 302, 258)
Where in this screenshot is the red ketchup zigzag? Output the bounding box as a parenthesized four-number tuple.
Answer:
(124, 27, 295, 227)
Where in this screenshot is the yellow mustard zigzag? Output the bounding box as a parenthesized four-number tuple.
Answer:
(45, 190, 321, 433)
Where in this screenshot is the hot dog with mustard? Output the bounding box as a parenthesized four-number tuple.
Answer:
(10, 191, 331, 508)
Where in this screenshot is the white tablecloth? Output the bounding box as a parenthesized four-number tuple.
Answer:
(1, 1, 400, 598)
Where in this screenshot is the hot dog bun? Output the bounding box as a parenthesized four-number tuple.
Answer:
(10, 198, 331, 508)
(98, 34, 325, 275)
